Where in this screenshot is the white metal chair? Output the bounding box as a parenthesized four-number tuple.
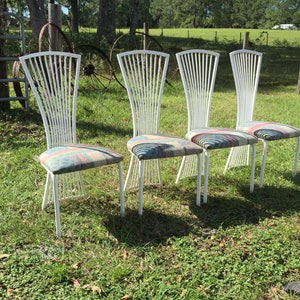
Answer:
(19, 51, 125, 237)
(117, 50, 203, 214)
(225, 49, 300, 187)
(175, 49, 258, 203)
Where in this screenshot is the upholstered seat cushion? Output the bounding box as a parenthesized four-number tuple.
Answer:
(39, 144, 124, 174)
(237, 121, 300, 141)
(128, 134, 203, 160)
(186, 128, 258, 149)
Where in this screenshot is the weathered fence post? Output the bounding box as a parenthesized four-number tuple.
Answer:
(297, 68, 300, 94)
(48, 3, 62, 51)
(243, 32, 250, 49)
(143, 22, 149, 50)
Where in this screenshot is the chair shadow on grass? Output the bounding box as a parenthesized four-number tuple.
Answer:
(106, 208, 194, 246)
(189, 170, 300, 229)
(0, 108, 44, 149)
(50, 166, 300, 246)
(102, 171, 300, 247)
(76, 120, 132, 140)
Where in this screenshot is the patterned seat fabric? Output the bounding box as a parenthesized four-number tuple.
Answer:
(238, 121, 300, 141)
(186, 128, 258, 150)
(128, 134, 203, 160)
(40, 144, 124, 174)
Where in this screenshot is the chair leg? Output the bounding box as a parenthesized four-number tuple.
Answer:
(196, 153, 202, 206)
(260, 140, 268, 188)
(293, 137, 300, 177)
(124, 154, 136, 190)
(118, 162, 125, 217)
(176, 155, 198, 183)
(176, 156, 187, 184)
(138, 160, 144, 215)
(52, 174, 62, 238)
(224, 145, 250, 174)
(250, 144, 256, 193)
(203, 151, 209, 204)
(42, 172, 52, 210)
(125, 155, 162, 189)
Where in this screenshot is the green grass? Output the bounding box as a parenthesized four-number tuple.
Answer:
(1, 32, 300, 299)
(149, 28, 300, 47)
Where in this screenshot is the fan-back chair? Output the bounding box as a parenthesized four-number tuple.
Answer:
(225, 49, 300, 187)
(20, 51, 125, 237)
(117, 50, 203, 214)
(175, 49, 258, 203)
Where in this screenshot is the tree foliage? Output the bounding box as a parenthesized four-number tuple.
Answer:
(151, 0, 300, 29)
(5, 0, 300, 32)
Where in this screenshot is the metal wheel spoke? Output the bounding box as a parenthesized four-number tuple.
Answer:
(74, 45, 112, 91)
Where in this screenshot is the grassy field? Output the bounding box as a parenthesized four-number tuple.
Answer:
(148, 28, 300, 47)
(1, 28, 300, 299)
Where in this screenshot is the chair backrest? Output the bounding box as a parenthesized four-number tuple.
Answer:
(176, 49, 219, 130)
(19, 51, 81, 149)
(117, 50, 169, 136)
(230, 49, 262, 125)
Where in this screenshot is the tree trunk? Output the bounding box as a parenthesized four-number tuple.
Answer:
(70, 0, 79, 34)
(0, 0, 10, 111)
(97, 0, 116, 45)
(130, 0, 139, 33)
(26, 0, 47, 37)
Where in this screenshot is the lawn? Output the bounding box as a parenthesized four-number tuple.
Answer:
(149, 28, 300, 47)
(0, 29, 300, 299)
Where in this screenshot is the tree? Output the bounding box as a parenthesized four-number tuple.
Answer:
(207, 0, 234, 28)
(116, 0, 152, 30)
(150, 0, 176, 27)
(97, 0, 116, 45)
(172, 0, 210, 28)
(0, 0, 10, 111)
(80, 0, 95, 27)
(69, 0, 79, 33)
(26, 0, 46, 37)
(231, 0, 268, 28)
(151, 0, 201, 28)
(129, 0, 139, 33)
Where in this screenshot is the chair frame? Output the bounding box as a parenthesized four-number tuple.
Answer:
(225, 49, 300, 187)
(120, 50, 168, 190)
(175, 49, 257, 202)
(117, 50, 203, 214)
(20, 51, 125, 237)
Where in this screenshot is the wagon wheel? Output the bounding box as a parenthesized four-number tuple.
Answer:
(74, 45, 113, 91)
(110, 31, 163, 88)
(12, 60, 28, 108)
(164, 46, 183, 84)
(38, 22, 73, 52)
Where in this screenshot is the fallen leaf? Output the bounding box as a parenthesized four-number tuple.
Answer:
(72, 262, 80, 269)
(180, 288, 187, 297)
(82, 284, 89, 289)
(0, 254, 10, 259)
(219, 241, 225, 248)
(271, 286, 280, 293)
(73, 278, 80, 288)
(121, 294, 132, 299)
(90, 285, 102, 294)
